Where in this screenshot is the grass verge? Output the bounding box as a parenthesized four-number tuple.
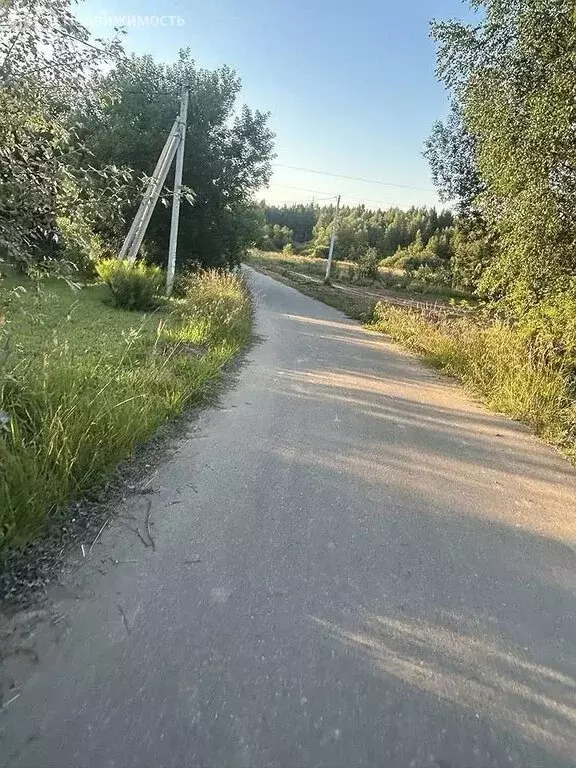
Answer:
(0, 267, 251, 552)
(371, 303, 576, 460)
(245, 249, 473, 305)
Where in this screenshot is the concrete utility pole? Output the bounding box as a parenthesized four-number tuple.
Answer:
(324, 194, 341, 284)
(166, 86, 189, 297)
(118, 117, 181, 262)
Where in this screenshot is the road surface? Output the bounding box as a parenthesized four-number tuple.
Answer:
(1, 267, 576, 767)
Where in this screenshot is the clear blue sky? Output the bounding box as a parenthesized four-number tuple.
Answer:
(77, 0, 476, 210)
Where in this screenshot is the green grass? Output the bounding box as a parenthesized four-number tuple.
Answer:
(246, 249, 473, 304)
(371, 303, 576, 460)
(0, 266, 251, 551)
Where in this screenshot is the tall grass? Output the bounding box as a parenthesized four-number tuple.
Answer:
(246, 249, 472, 303)
(0, 269, 250, 551)
(371, 303, 576, 458)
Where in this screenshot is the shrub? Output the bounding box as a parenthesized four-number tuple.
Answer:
(379, 270, 409, 290)
(96, 258, 164, 311)
(516, 291, 576, 372)
(379, 254, 400, 268)
(357, 247, 380, 280)
(312, 245, 329, 259)
(396, 252, 443, 274)
(282, 243, 294, 255)
(56, 216, 107, 275)
(262, 224, 293, 251)
(412, 263, 453, 287)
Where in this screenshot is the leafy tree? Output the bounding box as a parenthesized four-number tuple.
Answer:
(82, 51, 275, 268)
(426, 231, 454, 261)
(430, 0, 576, 310)
(262, 224, 293, 250)
(357, 246, 380, 280)
(450, 228, 496, 292)
(424, 104, 484, 217)
(0, 0, 126, 269)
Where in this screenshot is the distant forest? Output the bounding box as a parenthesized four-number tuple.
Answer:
(261, 202, 453, 252)
(255, 202, 485, 291)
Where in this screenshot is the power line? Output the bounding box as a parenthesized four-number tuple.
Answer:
(257, 195, 335, 205)
(264, 183, 429, 209)
(273, 163, 435, 193)
(264, 183, 339, 198)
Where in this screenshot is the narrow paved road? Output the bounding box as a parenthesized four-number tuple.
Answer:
(2, 268, 576, 768)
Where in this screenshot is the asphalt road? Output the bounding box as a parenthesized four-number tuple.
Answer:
(1, 267, 576, 768)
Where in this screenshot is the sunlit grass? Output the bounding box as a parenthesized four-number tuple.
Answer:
(245, 248, 472, 299)
(371, 302, 576, 460)
(0, 266, 250, 551)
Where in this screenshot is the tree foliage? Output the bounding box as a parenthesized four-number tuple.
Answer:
(310, 204, 453, 261)
(0, 2, 275, 273)
(428, 0, 576, 311)
(424, 104, 483, 217)
(261, 203, 317, 242)
(259, 203, 454, 260)
(0, 0, 128, 268)
(82, 50, 275, 268)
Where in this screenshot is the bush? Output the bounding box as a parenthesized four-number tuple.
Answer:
(282, 243, 294, 255)
(96, 258, 164, 311)
(379, 254, 400, 268)
(312, 245, 329, 259)
(56, 216, 107, 275)
(396, 252, 443, 274)
(379, 270, 410, 290)
(516, 291, 576, 372)
(262, 224, 293, 251)
(357, 247, 380, 280)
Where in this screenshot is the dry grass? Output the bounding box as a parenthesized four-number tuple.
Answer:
(371, 303, 576, 459)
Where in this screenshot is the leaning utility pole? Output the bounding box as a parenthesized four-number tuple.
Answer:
(118, 87, 190, 296)
(166, 86, 189, 297)
(118, 116, 181, 263)
(324, 194, 341, 283)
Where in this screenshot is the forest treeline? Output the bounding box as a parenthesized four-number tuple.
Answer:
(257, 202, 487, 292)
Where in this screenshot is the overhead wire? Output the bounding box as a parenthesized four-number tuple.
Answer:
(263, 183, 431, 209)
(272, 163, 435, 193)
(264, 183, 339, 198)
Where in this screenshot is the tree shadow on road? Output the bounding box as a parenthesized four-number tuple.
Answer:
(231, 299, 576, 766)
